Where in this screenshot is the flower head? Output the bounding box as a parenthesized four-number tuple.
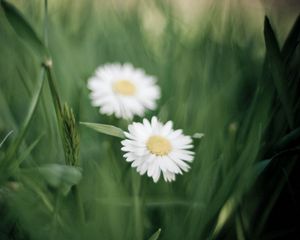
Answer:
(121, 117, 195, 182)
(88, 63, 160, 120)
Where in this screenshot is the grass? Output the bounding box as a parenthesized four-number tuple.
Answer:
(0, 0, 299, 239)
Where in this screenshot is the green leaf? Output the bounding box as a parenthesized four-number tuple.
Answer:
(263, 16, 294, 129)
(38, 163, 82, 195)
(1, 0, 46, 55)
(80, 122, 125, 139)
(148, 228, 161, 240)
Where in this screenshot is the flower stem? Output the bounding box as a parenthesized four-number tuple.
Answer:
(131, 172, 143, 240)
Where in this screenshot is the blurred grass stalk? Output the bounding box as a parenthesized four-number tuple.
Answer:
(41, 0, 84, 225)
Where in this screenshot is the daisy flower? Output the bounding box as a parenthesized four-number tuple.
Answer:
(121, 117, 195, 182)
(87, 63, 160, 120)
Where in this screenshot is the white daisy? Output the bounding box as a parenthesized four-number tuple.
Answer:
(87, 63, 160, 120)
(121, 117, 195, 182)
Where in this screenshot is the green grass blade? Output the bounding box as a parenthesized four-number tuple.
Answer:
(264, 16, 294, 129)
(9, 133, 44, 172)
(80, 122, 125, 138)
(275, 127, 300, 152)
(213, 198, 236, 237)
(148, 228, 161, 240)
(0, 130, 13, 148)
(1, 69, 45, 170)
(255, 159, 272, 176)
(281, 14, 300, 63)
(0, 0, 46, 55)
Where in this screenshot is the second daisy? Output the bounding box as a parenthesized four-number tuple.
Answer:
(88, 63, 160, 120)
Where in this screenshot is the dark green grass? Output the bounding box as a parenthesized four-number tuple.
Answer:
(0, 0, 299, 239)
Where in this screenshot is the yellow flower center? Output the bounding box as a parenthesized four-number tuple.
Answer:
(146, 135, 172, 156)
(113, 80, 136, 96)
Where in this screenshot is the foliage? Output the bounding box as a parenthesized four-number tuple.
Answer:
(0, 0, 299, 239)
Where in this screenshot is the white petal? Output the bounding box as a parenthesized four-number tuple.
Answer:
(152, 162, 161, 183)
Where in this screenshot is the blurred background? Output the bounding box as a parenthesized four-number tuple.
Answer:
(0, 0, 299, 239)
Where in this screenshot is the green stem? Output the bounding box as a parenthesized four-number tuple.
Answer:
(131, 172, 143, 240)
(72, 186, 85, 225)
(43, 62, 63, 115)
(42, 63, 67, 162)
